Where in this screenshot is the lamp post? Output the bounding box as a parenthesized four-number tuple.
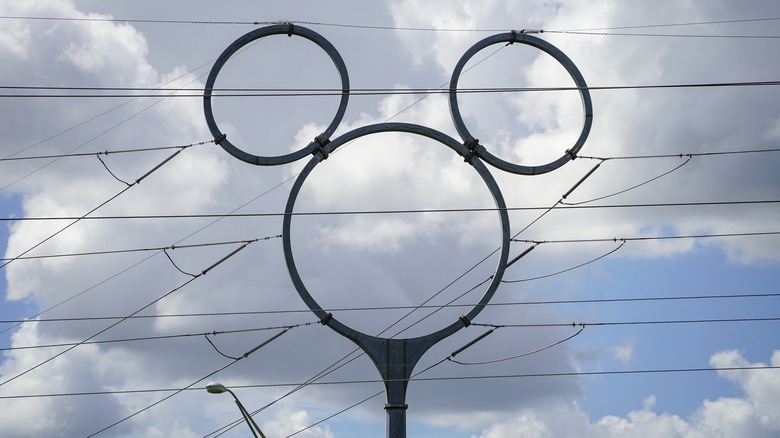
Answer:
(206, 382, 267, 438)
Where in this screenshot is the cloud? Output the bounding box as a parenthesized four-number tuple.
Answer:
(472, 350, 780, 437)
(1, 0, 779, 437)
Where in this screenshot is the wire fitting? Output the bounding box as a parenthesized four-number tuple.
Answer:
(459, 315, 471, 327)
(463, 138, 480, 163)
(509, 30, 517, 45)
(287, 21, 294, 37)
(313, 136, 330, 160)
(320, 312, 333, 325)
(214, 133, 227, 145)
(565, 148, 577, 160)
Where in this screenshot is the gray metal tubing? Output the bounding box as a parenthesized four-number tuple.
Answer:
(282, 122, 510, 348)
(203, 24, 350, 166)
(448, 32, 593, 175)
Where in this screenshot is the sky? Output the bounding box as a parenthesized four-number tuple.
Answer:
(1, 1, 779, 437)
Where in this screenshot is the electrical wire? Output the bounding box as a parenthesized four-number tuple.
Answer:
(544, 30, 780, 39)
(3, 363, 778, 401)
(1, 199, 778, 223)
(84, 329, 289, 438)
(448, 325, 585, 365)
(2, 80, 779, 98)
(511, 231, 780, 244)
(3, 14, 779, 33)
(0, 147, 191, 270)
(502, 241, 625, 283)
(549, 17, 780, 32)
(0, 140, 212, 163)
(3, 12, 776, 432)
(0, 242, 252, 388)
(561, 156, 692, 206)
(0, 323, 315, 352)
(5, 292, 777, 326)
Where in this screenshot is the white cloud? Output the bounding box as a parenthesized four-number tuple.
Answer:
(473, 351, 780, 437)
(1, 0, 779, 437)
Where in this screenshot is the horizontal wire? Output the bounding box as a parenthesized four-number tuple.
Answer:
(2, 80, 780, 98)
(578, 147, 780, 160)
(550, 17, 780, 32)
(0, 235, 280, 262)
(1, 200, 778, 223)
(0, 292, 780, 324)
(545, 29, 780, 39)
(0, 322, 315, 352)
(2, 15, 779, 33)
(512, 231, 780, 244)
(473, 316, 780, 329)
(0, 242, 252, 388)
(0, 230, 772, 264)
(3, 364, 778, 400)
(0, 140, 212, 162)
(4, 292, 776, 325)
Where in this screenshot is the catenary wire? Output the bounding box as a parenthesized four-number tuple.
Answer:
(0, 140, 212, 162)
(0, 147, 192, 270)
(0, 235, 281, 262)
(502, 240, 625, 283)
(3, 16, 772, 432)
(203, 41, 529, 438)
(0, 322, 316, 352)
(2, 80, 780, 98)
(84, 329, 289, 438)
(3, 364, 778, 401)
(2, 14, 779, 33)
(2, 199, 778, 222)
(561, 156, 692, 205)
(0, 242, 252, 388)
(4, 291, 776, 325)
(448, 325, 585, 365)
(0, 65, 215, 194)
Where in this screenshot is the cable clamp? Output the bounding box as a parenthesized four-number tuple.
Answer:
(287, 21, 294, 37)
(463, 138, 480, 163)
(214, 133, 227, 145)
(565, 148, 577, 160)
(459, 315, 471, 327)
(320, 312, 333, 325)
(313, 136, 330, 160)
(509, 30, 517, 44)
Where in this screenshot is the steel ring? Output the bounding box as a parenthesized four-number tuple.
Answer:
(449, 32, 593, 175)
(282, 122, 511, 342)
(203, 24, 350, 166)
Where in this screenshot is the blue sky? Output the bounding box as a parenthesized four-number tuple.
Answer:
(1, 1, 779, 437)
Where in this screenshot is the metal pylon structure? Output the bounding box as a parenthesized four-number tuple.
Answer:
(204, 23, 592, 438)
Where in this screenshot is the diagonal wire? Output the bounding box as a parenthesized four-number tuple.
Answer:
(0, 147, 188, 270)
(0, 242, 251, 388)
(502, 241, 625, 283)
(561, 156, 693, 205)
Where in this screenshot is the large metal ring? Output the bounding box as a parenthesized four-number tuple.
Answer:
(282, 122, 511, 343)
(449, 32, 593, 175)
(203, 24, 350, 166)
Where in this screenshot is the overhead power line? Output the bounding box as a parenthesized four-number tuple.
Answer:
(2, 14, 779, 33)
(2, 80, 779, 98)
(1, 291, 777, 325)
(0, 235, 281, 262)
(0, 140, 212, 163)
(0, 242, 253, 388)
(3, 363, 778, 400)
(6, 316, 774, 353)
(1, 200, 778, 223)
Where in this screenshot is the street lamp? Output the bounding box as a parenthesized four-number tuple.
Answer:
(206, 382, 267, 438)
